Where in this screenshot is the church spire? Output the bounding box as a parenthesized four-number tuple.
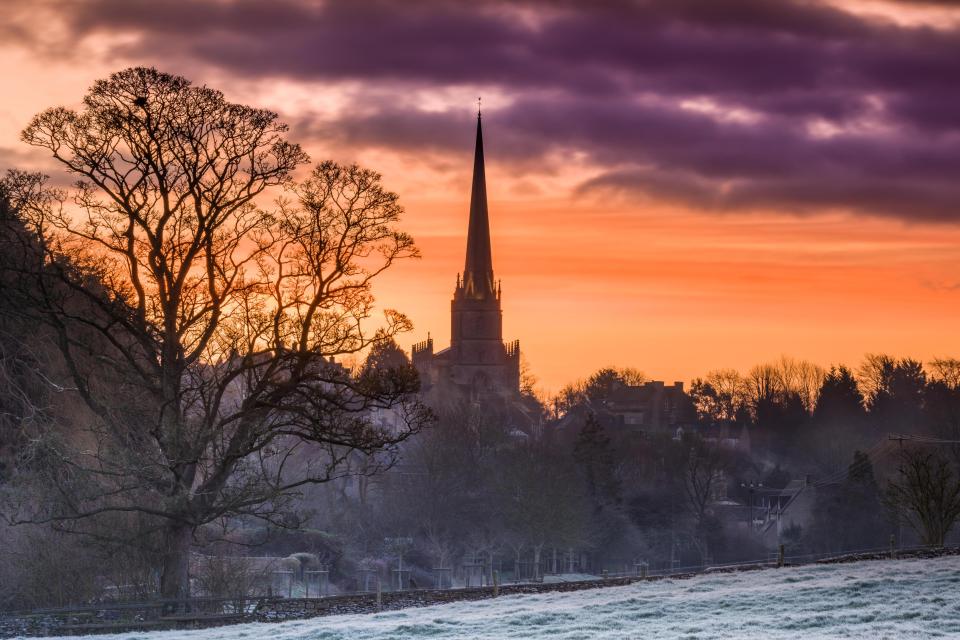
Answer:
(462, 112, 495, 299)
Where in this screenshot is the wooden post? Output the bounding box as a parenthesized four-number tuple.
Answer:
(493, 570, 500, 597)
(376, 576, 382, 612)
(890, 534, 896, 559)
(602, 569, 609, 580)
(641, 562, 648, 579)
(777, 544, 785, 568)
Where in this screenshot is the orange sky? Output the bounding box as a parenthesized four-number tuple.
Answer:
(374, 182, 960, 393)
(2, 0, 959, 393)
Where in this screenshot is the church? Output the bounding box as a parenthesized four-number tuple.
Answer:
(411, 114, 521, 400)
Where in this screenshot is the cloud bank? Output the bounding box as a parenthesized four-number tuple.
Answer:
(11, 0, 960, 221)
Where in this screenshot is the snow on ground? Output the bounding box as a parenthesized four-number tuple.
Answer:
(541, 573, 598, 583)
(35, 555, 960, 640)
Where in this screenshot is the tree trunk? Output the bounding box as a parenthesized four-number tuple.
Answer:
(160, 524, 193, 604)
(925, 519, 945, 547)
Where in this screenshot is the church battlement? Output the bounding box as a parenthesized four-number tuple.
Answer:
(411, 337, 434, 358)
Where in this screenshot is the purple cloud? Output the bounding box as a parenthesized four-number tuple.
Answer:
(12, 0, 960, 221)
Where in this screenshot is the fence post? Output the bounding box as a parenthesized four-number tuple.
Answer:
(376, 576, 382, 612)
(777, 544, 785, 568)
(493, 570, 500, 597)
(890, 534, 896, 560)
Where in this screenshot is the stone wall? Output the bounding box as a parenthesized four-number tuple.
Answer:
(254, 577, 645, 621)
(5, 548, 958, 637)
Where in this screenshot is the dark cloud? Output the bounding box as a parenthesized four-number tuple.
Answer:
(579, 166, 960, 221)
(16, 0, 960, 220)
(319, 92, 960, 220)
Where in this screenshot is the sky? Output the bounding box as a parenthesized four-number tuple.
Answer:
(2, 0, 960, 393)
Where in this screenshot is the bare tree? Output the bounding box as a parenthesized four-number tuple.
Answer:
(519, 354, 540, 400)
(929, 358, 960, 390)
(886, 449, 960, 547)
(857, 353, 897, 404)
(10, 67, 430, 600)
(746, 356, 824, 416)
(676, 434, 730, 563)
(775, 356, 825, 413)
(690, 369, 749, 424)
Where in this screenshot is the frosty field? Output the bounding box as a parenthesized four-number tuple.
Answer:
(39, 555, 960, 640)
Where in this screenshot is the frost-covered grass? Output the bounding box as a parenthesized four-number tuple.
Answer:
(34, 555, 960, 639)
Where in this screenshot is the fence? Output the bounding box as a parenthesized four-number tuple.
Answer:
(2, 543, 956, 637)
(0, 595, 267, 637)
(594, 541, 944, 580)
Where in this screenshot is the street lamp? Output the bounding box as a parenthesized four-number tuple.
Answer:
(741, 481, 763, 530)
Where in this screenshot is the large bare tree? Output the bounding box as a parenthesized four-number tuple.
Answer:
(10, 67, 429, 599)
(886, 448, 960, 547)
(676, 434, 731, 564)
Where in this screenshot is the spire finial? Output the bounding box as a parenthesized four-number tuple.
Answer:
(477, 96, 482, 118)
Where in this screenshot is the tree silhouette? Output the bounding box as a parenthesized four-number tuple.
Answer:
(689, 369, 749, 425)
(11, 68, 429, 600)
(886, 449, 960, 547)
(572, 413, 621, 507)
(555, 366, 647, 414)
(361, 336, 412, 376)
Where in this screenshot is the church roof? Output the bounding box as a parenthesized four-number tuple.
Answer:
(462, 114, 496, 300)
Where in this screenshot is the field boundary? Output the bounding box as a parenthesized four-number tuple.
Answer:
(3, 546, 958, 638)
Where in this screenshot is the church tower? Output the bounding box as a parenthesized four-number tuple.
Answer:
(412, 113, 520, 396)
